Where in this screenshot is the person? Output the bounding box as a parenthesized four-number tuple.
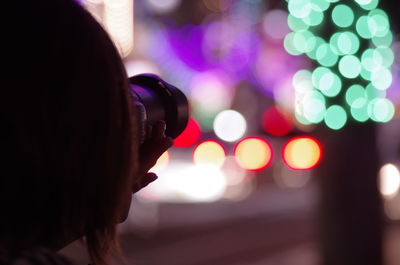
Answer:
(0, 0, 173, 264)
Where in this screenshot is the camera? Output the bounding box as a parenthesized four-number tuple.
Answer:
(129, 74, 189, 143)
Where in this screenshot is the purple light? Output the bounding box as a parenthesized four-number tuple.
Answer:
(167, 24, 209, 72)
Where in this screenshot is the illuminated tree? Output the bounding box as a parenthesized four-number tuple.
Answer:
(284, 0, 395, 130)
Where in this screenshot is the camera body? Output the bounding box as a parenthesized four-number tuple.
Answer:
(129, 74, 189, 143)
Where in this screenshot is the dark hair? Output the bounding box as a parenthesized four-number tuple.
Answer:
(1, 1, 137, 264)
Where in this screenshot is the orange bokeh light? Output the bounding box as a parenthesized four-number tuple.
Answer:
(283, 137, 322, 170)
(193, 140, 226, 168)
(234, 137, 273, 171)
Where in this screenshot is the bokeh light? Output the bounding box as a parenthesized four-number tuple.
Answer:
(174, 118, 201, 148)
(288, 0, 312, 19)
(103, 0, 134, 57)
(303, 9, 324, 26)
(262, 106, 293, 136)
(287, 14, 310, 32)
(356, 16, 374, 39)
(213, 110, 247, 142)
(283, 136, 322, 170)
(317, 70, 342, 97)
(285, 0, 395, 129)
(316, 43, 338, 67)
(350, 98, 369, 122)
(368, 98, 395, 122)
(193, 140, 226, 168)
(371, 67, 392, 90)
(355, 0, 379, 10)
(330, 32, 360, 55)
(339, 55, 362, 79)
(263, 9, 291, 40)
(190, 71, 233, 130)
(140, 162, 227, 202)
(234, 137, 273, 171)
(298, 90, 326, 124)
(379, 163, 400, 199)
(346, 84, 366, 106)
(124, 59, 161, 77)
(145, 0, 181, 14)
(332, 5, 354, 28)
(324, 105, 347, 130)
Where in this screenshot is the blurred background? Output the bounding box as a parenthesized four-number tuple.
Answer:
(60, 0, 400, 264)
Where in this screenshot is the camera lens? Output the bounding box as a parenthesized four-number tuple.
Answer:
(129, 74, 189, 140)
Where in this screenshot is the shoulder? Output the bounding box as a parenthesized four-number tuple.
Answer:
(0, 247, 75, 265)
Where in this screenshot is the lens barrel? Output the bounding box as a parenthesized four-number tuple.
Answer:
(129, 74, 189, 140)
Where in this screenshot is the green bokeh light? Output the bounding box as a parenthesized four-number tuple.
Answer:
(356, 16, 373, 39)
(318, 71, 342, 97)
(316, 43, 338, 67)
(312, 66, 330, 87)
(303, 9, 324, 26)
(332, 5, 354, 28)
(302, 90, 326, 123)
(310, 0, 330, 12)
(293, 31, 316, 53)
(360, 67, 372, 81)
(293, 69, 313, 93)
(306, 37, 324, 60)
(329, 33, 342, 54)
(293, 31, 308, 53)
(337, 31, 360, 54)
(368, 98, 395, 122)
(345, 85, 366, 106)
(372, 30, 392, 47)
(361, 48, 380, 72)
(325, 105, 347, 130)
(305, 34, 317, 53)
(368, 9, 390, 37)
(374, 47, 394, 68)
(355, 0, 379, 10)
(288, 14, 310, 32)
(371, 67, 392, 90)
(288, 0, 312, 19)
(286, 0, 394, 129)
(339, 55, 361, 79)
(351, 98, 369, 122)
(330, 31, 360, 56)
(366, 83, 386, 99)
(284, 32, 303, 55)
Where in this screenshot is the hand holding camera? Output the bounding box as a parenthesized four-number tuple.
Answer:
(129, 74, 189, 193)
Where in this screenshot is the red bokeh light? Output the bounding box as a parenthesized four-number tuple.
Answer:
(262, 106, 293, 136)
(173, 118, 201, 147)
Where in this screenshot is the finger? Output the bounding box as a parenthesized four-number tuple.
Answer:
(132, 173, 158, 193)
(141, 137, 174, 171)
(142, 172, 158, 187)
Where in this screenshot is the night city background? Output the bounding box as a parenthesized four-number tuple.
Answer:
(60, 0, 400, 264)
